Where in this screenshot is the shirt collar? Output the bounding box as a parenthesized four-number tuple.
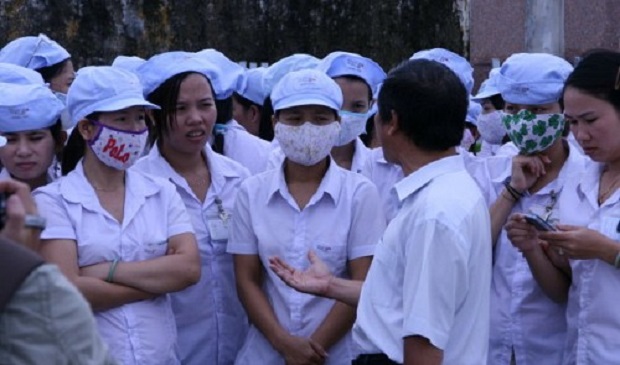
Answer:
(267, 157, 342, 206)
(393, 155, 464, 203)
(146, 143, 241, 195)
(60, 160, 160, 212)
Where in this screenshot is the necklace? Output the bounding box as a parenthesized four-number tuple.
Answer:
(598, 168, 620, 204)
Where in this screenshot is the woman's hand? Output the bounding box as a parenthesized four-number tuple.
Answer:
(269, 250, 333, 297)
(510, 154, 550, 192)
(505, 213, 540, 253)
(280, 335, 327, 365)
(540, 225, 617, 262)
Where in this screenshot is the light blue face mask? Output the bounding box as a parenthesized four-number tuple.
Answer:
(336, 110, 368, 146)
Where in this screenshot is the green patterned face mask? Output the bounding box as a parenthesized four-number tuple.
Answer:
(502, 110, 564, 155)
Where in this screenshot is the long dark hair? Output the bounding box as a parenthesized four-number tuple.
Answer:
(36, 58, 71, 84)
(564, 50, 620, 112)
(61, 113, 99, 175)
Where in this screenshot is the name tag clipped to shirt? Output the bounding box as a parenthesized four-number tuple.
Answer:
(208, 196, 230, 241)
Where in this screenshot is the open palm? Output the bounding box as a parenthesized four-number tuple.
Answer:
(269, 250, 333, 297)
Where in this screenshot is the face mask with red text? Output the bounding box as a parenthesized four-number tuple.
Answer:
(87, 120, 147, 170)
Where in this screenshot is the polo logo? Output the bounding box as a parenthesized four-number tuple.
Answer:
(103, 136, 130, 163)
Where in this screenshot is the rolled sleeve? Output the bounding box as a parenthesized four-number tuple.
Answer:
(227, 182, 259, 255)
(33, 189, 77, 241)
(401, 219, 468, 350)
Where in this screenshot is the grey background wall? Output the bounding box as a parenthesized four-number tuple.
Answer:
(0, 0, 467, 71)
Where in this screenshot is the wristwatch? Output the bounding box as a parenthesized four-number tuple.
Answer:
(24, 214, 46, 230)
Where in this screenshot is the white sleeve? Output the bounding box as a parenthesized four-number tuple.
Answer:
(33, 188, 77, 241)
(348, 180, 386, 259)
(227, 181, 259, 255)
(401, 219, 469, 350)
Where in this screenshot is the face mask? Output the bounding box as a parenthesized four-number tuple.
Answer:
(88, 120, 148, 170)
(460, 128, 476, 150)
(477, 111, 507, 144)
(274, 121, 340, 166)
(53, 91, 72, 131)
(502, 110, 565, 155)
(336, 110, 367, 146)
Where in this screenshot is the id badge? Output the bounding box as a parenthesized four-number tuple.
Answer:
(207, 219, 229, 241)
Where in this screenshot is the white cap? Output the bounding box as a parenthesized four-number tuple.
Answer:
(263, 54, 321, 97)
(137, 51, 226, 98)
(410, 48, 474, 94)
(238, 67, 268, 105)
(317, 51, 386, 95)
(111, 56, 146, 73)
(473, 68, 501, 100)
(195, 49, 246, 99)
(466, 98, 482, 125)
(271, 69, 343, 111)
(0, 63, 45, 85)
(67, 66, 159, 126)
(0, 34, 70, 70)
(0, 82, 64, 133)
(497, 53, 573, 105)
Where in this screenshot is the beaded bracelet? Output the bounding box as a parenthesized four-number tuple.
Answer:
(503, 180, 524, 201)
(105, 259, 120, 283)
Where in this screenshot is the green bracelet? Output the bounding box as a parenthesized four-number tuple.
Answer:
(105, 259, 120, 283)
(614, 252, 620, 270)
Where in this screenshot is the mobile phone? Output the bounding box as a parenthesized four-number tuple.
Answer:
(524, 213, 557, 232)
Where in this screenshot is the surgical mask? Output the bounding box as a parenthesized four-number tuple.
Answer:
(460, 128, 476, 150)
(502, 110, 565, 155)
(336, 110, 367, 146)
(477, 111, 507, 144)
(88, 120, 148, 170)
(53, 91, 73, 131)
(274, 121, 340, 166)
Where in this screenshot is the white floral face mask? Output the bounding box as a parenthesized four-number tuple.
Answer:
(477, 111, 507, 144)
(502, 110, 564, 155)
(274, 121, 340, 166)
(88, 120, 148, 170)
(336, 110, 367, 146)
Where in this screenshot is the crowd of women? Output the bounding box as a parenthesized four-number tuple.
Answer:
(0, 32, 619, 365)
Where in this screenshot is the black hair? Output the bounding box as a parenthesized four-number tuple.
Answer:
(360, 113, 376, 147)
(258, 96, 275, 141)
(212, 97, 233, 154)
(61, 112, 99, 175)
(146, 71, 216, 147)
(377, 59, 467, 151)
(49, 120, 64, 162)
(489, 94, 505, 111)
(563, 50, 620, 112)
(333, 75, 373, 102)
(35, 58, 71, 83)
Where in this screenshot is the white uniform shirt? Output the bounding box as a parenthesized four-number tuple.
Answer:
(218, 119, 271, 175)
(353, 155, 492, 364)
(33, 162, 194, 365)
(480, 143, 587, 365)
(478, 140, 505, 158)
(360, 147, 404, 222)
(266, 138, 371, 174)
(227, 159, 386, 365)
(557, 160, 620, 364)
(133, 144, 250, 365)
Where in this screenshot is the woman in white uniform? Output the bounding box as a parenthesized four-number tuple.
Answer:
(134, 51, 250, 365)
(228, 69, 385, 365)
(0, 82, 64, 188)
(507, 50, 620, 364)
(481, 53, 583, 365)
(34, 66, 201, 365)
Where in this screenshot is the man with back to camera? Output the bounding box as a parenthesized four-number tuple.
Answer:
(270, 59, 492, 365)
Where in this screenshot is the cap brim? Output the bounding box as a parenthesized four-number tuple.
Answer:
(95, 97, 160, 112)
(472, 90, 500, 101)
(274, 97, 339, 112)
